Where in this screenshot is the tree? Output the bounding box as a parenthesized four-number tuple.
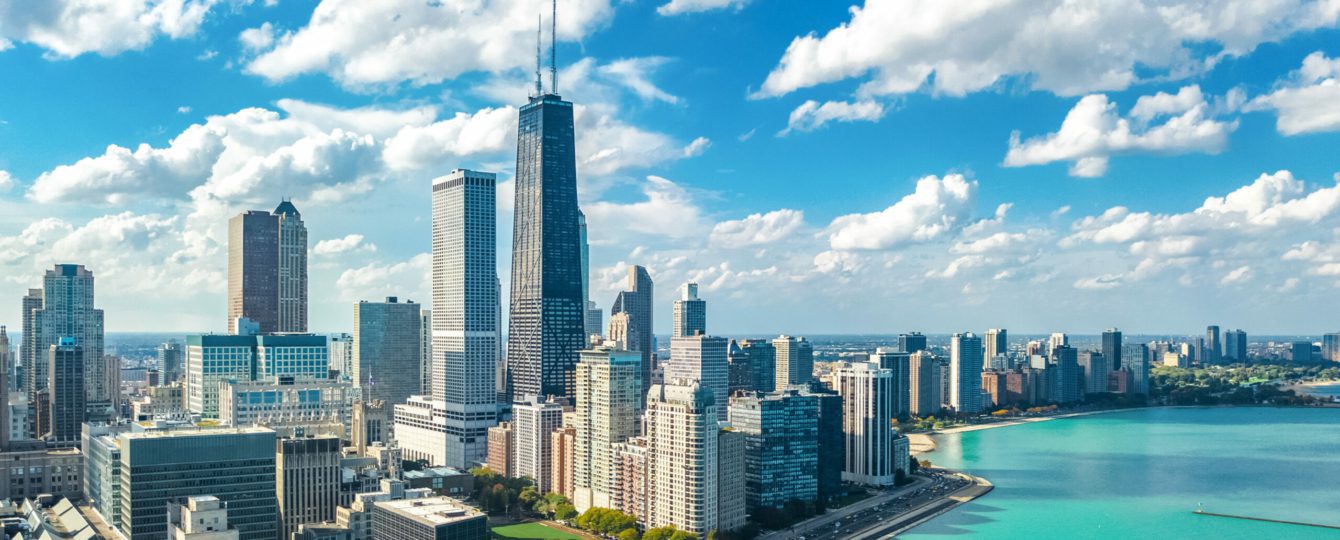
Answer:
(554, 503, 577, 521)
(518, 487, 540, 512)
(643, 527, 697, 540)
(618, 529, 640, 540)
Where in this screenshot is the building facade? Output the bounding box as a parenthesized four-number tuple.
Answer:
(611, 266, 655, 396)
(950, 333, 984, 414)
(729, 390, 819, 512)
(672, 283, 706, 338)
(667, 335, 729, 423)
(645, 383, 718, 535)
(512, 398, 565, 492)
(354, 297, 421, 408)
(572, 346, 642, 512)
(278, 436, 343, 539)
(773, 335, 813, 390)
(837, 362, 896, 486)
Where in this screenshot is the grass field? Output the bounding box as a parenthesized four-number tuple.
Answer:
(491, 522, 586, 540)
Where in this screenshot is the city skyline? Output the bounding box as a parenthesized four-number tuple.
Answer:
(2, 2, 1340, 335)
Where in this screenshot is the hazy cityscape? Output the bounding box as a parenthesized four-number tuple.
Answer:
(3, 1, 1340, 540)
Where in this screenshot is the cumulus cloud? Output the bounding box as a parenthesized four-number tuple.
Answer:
(827, 174, 977, 250)
(710, 209, 805, 247)
(755, 0, 1340, 99)
(584, 176, 708, 243)
(243, 0, 616, 89)
(313, 234, 376, 256)
(657, 0, 751, 16)
(238, 22, 275, 52)
(781, 100, 885, 135)
(1003, 86, 1237, 177)
(335, 253, 430, 302)
(0, 0, 219, 58)
(1247, 51, 1340, 135)
(382, 107, 517, 171)
(682, 137, 711, 158)
(0, 170, 13, 192)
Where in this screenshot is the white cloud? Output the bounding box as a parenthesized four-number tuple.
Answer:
(781, 100, 885, 135)
(1248, 51, 1340, 135)
(583, 176, 708, 243)
(239, 22, 275, 52)
(1221, 265, 1251, 284)
(710, 209, 805, 247)
(335, 253, 430, 302)
(827, 173, 977, 250)
(813, 250, 862, 274)
(755, 0, 1340, 99)
(313, 234, 376, 256)
(244, 0, 617, 89)
(176, 106, 192, 114)
(597, 57, 680, 104)
(382, 107, 517, 171)
(0, 170, 13, 192)
(1003, 86, 1237, 177)
(0, 0, 220, 58)
(682, 136, 711, 158)
(657, 0, 750, 16)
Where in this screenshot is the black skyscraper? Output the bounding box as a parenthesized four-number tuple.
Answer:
(507, 88, 586, 401)
(1102, 329, 1123, 370)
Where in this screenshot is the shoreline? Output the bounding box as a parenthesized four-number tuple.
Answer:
(1282, 379, 1340, 395)
(909, 408, 1136, 455)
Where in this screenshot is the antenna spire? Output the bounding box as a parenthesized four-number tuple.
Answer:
(535, 14, 543, 97)
(550, 0, 557, 95)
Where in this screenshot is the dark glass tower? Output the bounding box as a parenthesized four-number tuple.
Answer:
(1102, 328, 1123, 370)
(507, 92, 586, 401)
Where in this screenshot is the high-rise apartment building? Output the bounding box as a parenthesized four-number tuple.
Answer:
(1322, 333, 1340, 362)
(1078, 351, 1110, 394)
(717, 428, 747, 532)
(157, 340, 183, 385)
(837, 362, 896, 486)
(672, 283, 706, 338)
(667, 335, 730, 423)
(513, 397, 566, 493)
(729, 390, 819, 512)
(1102, 329, 1123, 370)
(329, 333, 353, 379)
(354, 297, 421, 407)
(908, 351, 940, 417)
(1048, 333, 1069, 355)
(27, 264, 107, 429)
(950, 333, 984, 414)
(20, 288, 42, 397)
(118, 427, 278, 540)
(773, 335, 814, 390)
(551, 425, 577, 499)
(486, 422, 515, 477)
(507, 89, 587, 401)
(898, 332, 927, 354)
(645, 383, 719, 535)
(612, 266, 655, 395)
(46, 338, 85, 446)
(0, 326, 9, 450)
(1205, 325, 1222, 364)
(738, 339, 776, 393)
(432, 169, 500, 468)
(228, 201, 307, 334)
(984, 329, 1007, 361)
(573, 346, 642, 512)
(874, 348, 911, 418)
(1224, 329, 1248, 362)
(1050, 346, 1083, 403)
(277, 436, 343, 539)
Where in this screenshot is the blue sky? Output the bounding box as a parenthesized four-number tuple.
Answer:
(2, 0, 1340, 335)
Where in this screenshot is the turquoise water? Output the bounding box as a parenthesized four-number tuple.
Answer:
(1306, 384, 1340, 399)
(902, 407, 1340, 539)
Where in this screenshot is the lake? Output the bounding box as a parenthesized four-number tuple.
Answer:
(902, 407, 1340, 539)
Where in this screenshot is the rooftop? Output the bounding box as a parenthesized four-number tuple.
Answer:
(377, 497, 482, 527)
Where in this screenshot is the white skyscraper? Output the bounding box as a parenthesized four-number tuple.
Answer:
(573, 346, 642, 512)
(668, 335, 730, 423)
(672, 283, 706, 338)
(645, 382, 719, 535)
(513, 397, 566, 493)
(773, 335, 814, 390)
(837, 362, 896, 486)
(1048, 333, 1069, 355)
(275, 201, 308, 333)
(950, 333, 984, 414)
(433, 169, 500, 468)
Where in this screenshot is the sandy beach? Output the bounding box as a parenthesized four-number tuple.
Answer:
(1282, 379, 1340, 395)
(909, 408, 1133, 456)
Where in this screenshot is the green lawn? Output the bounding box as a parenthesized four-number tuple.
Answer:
(491, 522, 586, 540)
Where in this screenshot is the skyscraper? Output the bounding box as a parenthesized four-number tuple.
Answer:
(29, 264, 106, 426)
(0, 326, 9, 450)
(432, 169, 500, 467)
(874, 348, 911, 418)
(1225, 329, 1248, 362)
(773, 335, 814, 389)
(275, 200, 308, 333)
(513, 397, 566, 493)
(1102, 328, 1123, 370)
(1205, 325, 1222, 364)
(672, 283, 706, 338)
(612, 265, 655, 395)
(908, 351, 940, 417)
(1323, 333, 1340, 362)
(19, 288, 41, 392)
(837, 362, 896, 487)
(667, 335, 730, 422)
(420, 309, 432, 395)
(738, 339, 776, 392)
(729, 390, 818, 512)
(579, 210, 595, 337)
(1048, 333, 1068, 355)
(573, 346, 642, 512)
(157, 340, 183, 385)
(898, 332, 927, 354)
(1050, 345, 1082, 403)
(354, 297, 421, 407)
(984, 328, 1007, 361)
(645, 382, 719, 535)
(276, 436, 342, 539)
(1078, 351, 1110, 394)
(46, 338, 85, 446)
(950, 333, 983, 414)
(507, 86, 587, 401)
(229, 210, 277, 334)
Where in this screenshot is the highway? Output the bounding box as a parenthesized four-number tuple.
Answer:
(757, 469, 972, 540)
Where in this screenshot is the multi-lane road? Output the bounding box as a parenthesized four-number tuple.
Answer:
(758, 469, 981, 540)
